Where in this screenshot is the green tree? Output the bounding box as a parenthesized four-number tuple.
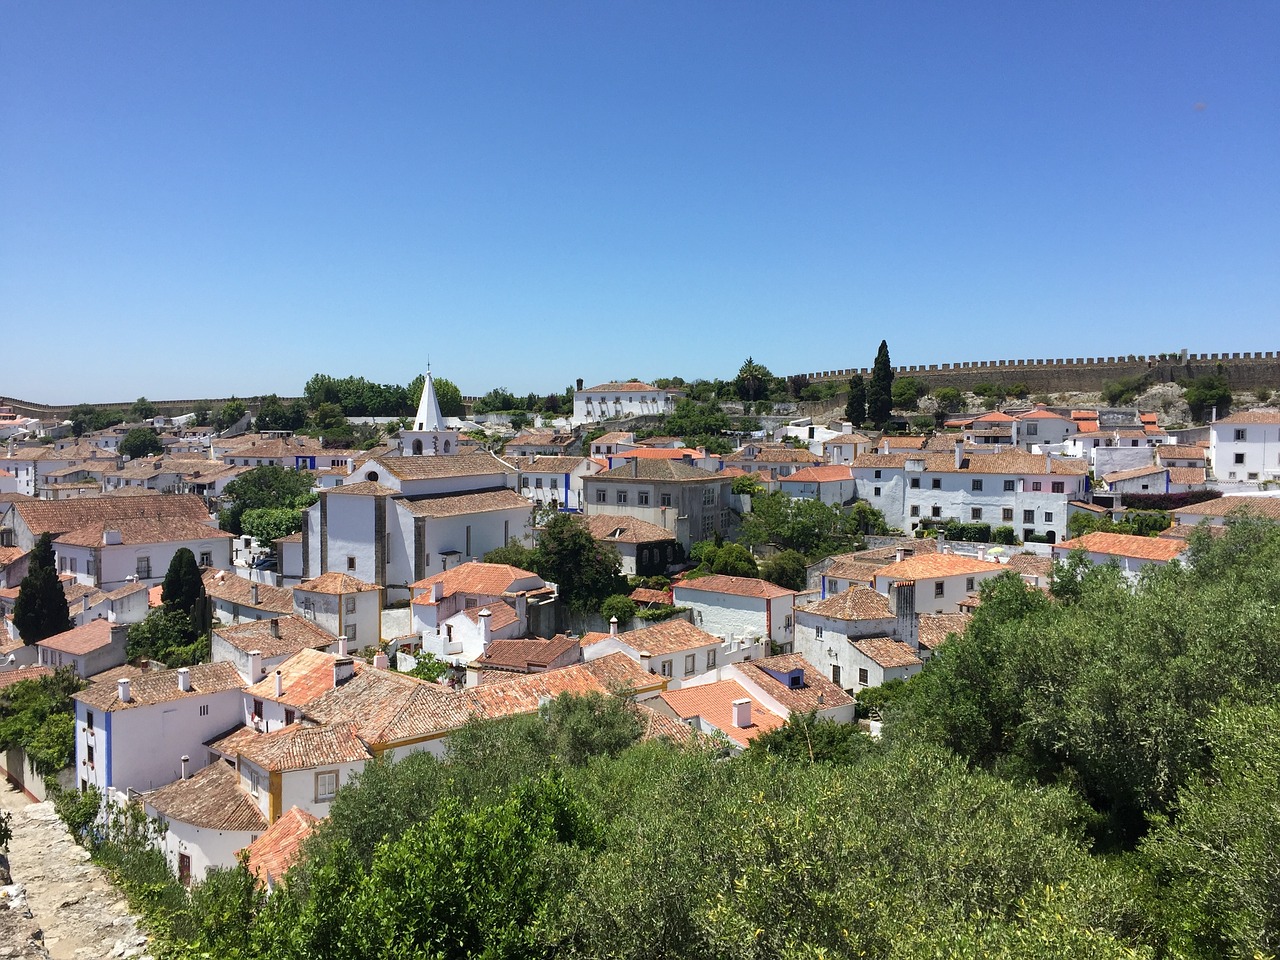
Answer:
(219, 465, 318, 535)
(534, 513, 627, 614)
(118, 427, 163, 460)
(241, 507, 305, 544)
(745, 711, 876, 765)
(891, 376, 928, 410)
(127, 609, 208, 667)
(483, 540, 540, 570)
(0, 667, 83, 777)
(473, 387, 518, 414)
(129, 396, 158, 421)
(710, 542, 758, 577)
(758, 549, 807, 590)
(934, 386, 965, 412)
(161, 547, 205, 616)
(731, 474, 763, 496)
(1182, 373, 1233, 422)
(867, 339, 895, 428)
(734, 357, 773, 402)
(255, 394, 308, 432)
(214, 398, 248, 432)
(664, 399, 731, 446)
(845, 374, 867, 425)
(601, 594, 637, 629)
(406, 375, 464, 418)
(13, 533, 72, 645)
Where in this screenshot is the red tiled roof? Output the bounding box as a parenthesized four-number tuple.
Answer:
(1172, 495, 1280, 521)
(473, 635, 580, 671)
(245, 648, 361, 706)
(1214, 408, 1280, 425)
(874, 554, 1006, 581)
(736, 654, 856, 713)
(410, 562, 544, 602)
(781, 465, 855, 484)
(674, 574, 796, 600)
(917, 613, 971, 651)
(461, 602, 520, 631)
(38, 618, 115, 655)
(613, 618, 722, 657)
(1055, 532, 1187, 563)
(237, 721, 371, 772)
(584, 514, 677, 544)
(144, 760, 265, 832)
(659, 680, 785, 747)
(851, 637, 923, 669)
(0, 666, 54, 691)
(74, 661, 244, 711)
(294, 572, 381, 595)
(214, 616, 336, 659)
(801, 586, 893, 622)
(243, 806, 319, 887)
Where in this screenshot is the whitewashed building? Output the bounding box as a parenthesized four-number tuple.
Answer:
(1208, 409, 1280, 482)
(573, 381, 683, 424)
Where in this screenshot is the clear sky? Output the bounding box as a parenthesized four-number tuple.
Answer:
(3, 2, 1277, 403)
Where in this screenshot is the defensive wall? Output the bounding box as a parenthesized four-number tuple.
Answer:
(0, 394, 484, 422)
(795, 350, 1280, 395)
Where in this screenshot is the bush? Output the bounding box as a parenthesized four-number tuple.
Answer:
(732, 474, 763, 496)
(992, 526, 1018, 545)
(1255, 387, 1273, 403)
(1121, 489, 1221, 512)
(1101, 375, 1146, 406)
(601, 594, 637, 628)
(941, 520, 992, 543)
(52, 782, 102, 846)
(891, 377, 928, 411)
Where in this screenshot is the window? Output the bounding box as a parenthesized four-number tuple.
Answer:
(910, 477, 920, 488)
(303, 598, 315, 619)
(874, 470, 882, 479)
(178, 853, 191, 886)
(971, 508, 982, 521)
(831, 664, 842, 687)
(931, 478, 942, 489)
(707, 648, 716, 668)
(660, 493, 672, 507)
(1234, 453, 1246, 464)
(703, 488, 715, 506)
(1051, 481, 1064, 493)
(199, 704, 209, 717)
(1003, 480, 1015, 492)
(815, 626, 824, 639)
(1002, 508, 1014, 522)
(285, 709, 295, 725)
(660, 660, 673, 677)
(199, 551, 212, 567)
(86, 711, 94, 731)
(971, 479, 983, 491)
(931, 506, 942, 518)
(910, 505, 920, 517)
(873, 487, 881, 497)
(596, 489, 607, 503)
(966, 577, 975, 591)
(858, 668, 869, 686)
(1023, 510, 1035, 523)
(250, 770, 261, 796)
(534, 477, 543, 488)
(316, 771, 338, 802)
(252, 699, 264, 718)
(345, 597, 356, 614)
(934, 581, 945, 598)
(684, 654, 696, 676)
(1235, 429, 1247, 441)
(638, 491, 650, 505)
(347, 623, 357, 643)
(550, 477, 558, 489)
(1025, 423, 1038, 436)
(1032, 481, 1042, 491)
(346, 556, 356, 571)
(1044, 512, 1054, 523)
(87, 744, 95, 766)
(136, 556, 151, 579)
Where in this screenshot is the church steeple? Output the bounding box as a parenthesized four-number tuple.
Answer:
(401, 368, 459, 457)
(413, 369, 445, 432)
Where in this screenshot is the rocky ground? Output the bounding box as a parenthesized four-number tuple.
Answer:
(0, 783, 149, 960)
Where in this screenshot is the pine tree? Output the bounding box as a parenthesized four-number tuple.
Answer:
(13, 533, 72, 645)
(161, 548, 208, 638)
(845, 374, 867, 425)
(867, 340, 895, 428)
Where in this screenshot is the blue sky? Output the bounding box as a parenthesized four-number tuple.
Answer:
(3, 2, 1276, 402)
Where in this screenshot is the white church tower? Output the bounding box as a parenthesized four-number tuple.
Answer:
(399, 369, 460, 456)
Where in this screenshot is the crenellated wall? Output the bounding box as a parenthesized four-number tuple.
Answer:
(795, 350, 1280, 394)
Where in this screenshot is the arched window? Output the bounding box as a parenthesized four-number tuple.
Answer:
(365, 470, 379, 482)
(443, 440, 451, 453)
(412, 439, 423, 456)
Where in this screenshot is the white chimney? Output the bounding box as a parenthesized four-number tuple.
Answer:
(177, 667, 190, 692)
(180, 755, 189, 779)
(895, 547, 906, 563)
(954, 440, 964, 471)
(117, 677, 131, 703)
(1010, 419, 1019, 448)
(639, 650, 653, 673)
(274, 669, 283, 698)
(103, 529, 122, 546)
(333, 656, 355, 686)
(337, 634, 349, 656)
(609, 615, 618, 636)
(250, 582, 259, 605)
(373, 651, 390, 670)
(431, 581, 444, 603)
(1044, 452, 1052, 475)
(478, 608, 492, 648)
(731, 698, 753, 728)
(248, 649, 263, 682)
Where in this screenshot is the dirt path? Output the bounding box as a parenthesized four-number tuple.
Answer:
(0, 783, 149, 960)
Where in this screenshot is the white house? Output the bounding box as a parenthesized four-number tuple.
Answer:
(1208, 409, 1280, 482)
(510, 455, 603, 513)
(847, 636, 924, 690)
(573, 381, 683, 423)
(2, 493, 214, 553)
(203, 569, 295, 625)
(777, 465, 856, 506)
(582, 617, 763, 688)
(792, 586, 900, 690)
(35, 619, 128, 679)
(53, 518, 234, 590)
(872, 553, 1007, 615)
(1052, 531, 1188, 575)
(583, 514, 680, 577)
(292, 572, 382, 648)
(409, 561, 559, 655)
(211, 617, 338, 686)
(671, 575, 797, 650)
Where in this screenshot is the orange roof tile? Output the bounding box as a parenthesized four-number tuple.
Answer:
(410, 561, 542, 600)
(39, 618, 116, 655)
(851, 637, 923, 669)
(801, 586, 893, 621)
(874, 553, 1006, 581)
(781, 465, 855, 483)
(613, 618, 722, 657)
(736, 654, 856, 713)
(1055, 532, 1187, 563)
(674, 574, 796, 600)
(294, 572, 381, 595)
(917, 613, 972, 651)
(243, 806, 318, 888)
(237, 720, 371, 772)
(144, 760, 265, 832)
(659, 680, 785, 747)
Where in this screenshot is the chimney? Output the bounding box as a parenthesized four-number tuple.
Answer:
(180, 755, 189, 780)
(1044, 452, 1052, 475)
(576, 378, 584, 391)
(731, 698, 753, 728)
(250, 582, 259, 605)
(639, 650, 653, 673)
(936, 531, 947, 553)
(103, 529, 122, 546)
(893, 580, 919, 649)
(337, 634, 349, 656)
(631, 457, 639, 477)
(269, 618, 280, 638)
(978, 545, 988, 562)
(333, 656, 355, 686)
(431, 581, 444, 603)
(177, 667, 191, 692)
(895, 547, 906, 563)
(1010, 419, 1019, 448)
(372, 651, 389, 670)
(117, 677, 131, 703)
(274, 669, 283, 698)
(478, 608, 492, 648)
(609, 615, 618, 636)
(248, 649, 263, 682)
(954, 439, 964, 471)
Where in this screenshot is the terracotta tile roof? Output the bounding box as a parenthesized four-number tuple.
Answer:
(595, 459, 721, 482)
(629, 587, 672, 605)
(1158, 523, 1226, 541)
(801, 586, 893, 621)
(613, 618, 721, 656)
(1056, 532, 1188, 563)
(473, 635, 581, 671)
(1004, 553, 1054, 580)
(243, 807, 318, 887)
(463, 663, 615, 719)
(12, 493, 212, 538)
(736, 654, 856, 712)
(974, 411, 1017, 423)
(207, 725, 262, 758)
(203, 569, 294, 614)
(1155, 445, 1207, 460)
(275, 531, 304, 544)
(1167, 467, 1207, 485)
(580, 651, 665, 692)
(103, 581, 150, 602)
(822, 558, 890, 584)
(1069, 499, 1110, 514)
(874, 553, 1006, 581)
(56, 516, 230, 548)
(851, 451, 1086, 476)
(304, 668, 467, 745)
(1214, 408, 1280, 424)
(0, 545, 28, 567)
(591, 432, 635, 445)
(144, 759, 265, 832)
(851, 637, 923, 669)
(728, 445, 824, 464)
(0, 666, 54, 691)
(214, 616, 336, 659)
(410, 562, 543, 600)
(659, 680, 785, 747)
(853, 540, 940, 562)
(1173, 495, 1280, 521)
(245, 648, 361, 706)
(584, 514, 677, 544)
(238, 720, 371, 772)
(674, 574, 796, 600)
(326, 481, 399, 497)
(75, 660, 244, 711)
(86, 663, 156, 685)
(512, 455, 595, 472)
(1015, 407, 1070, 421)
(635, 702, 698, 744)
(375, 452, 516, 482)
(1103, 465, 1166, 484)
(401, 488, 531, 518)
(39, 618, 116, 655)
(461, 602, 520, 631)
(582, 381, 662, 392)
(294, 572, 381, 595)
(917, 613, 972, 651)
(781, 465, 855, 483)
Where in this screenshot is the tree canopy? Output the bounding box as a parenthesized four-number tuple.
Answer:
(845, 373, 867, 425)
(739, 492, 884, 558)
(118, 427, 163, 460)
(219, 466, 318, 535)
(867, 339, 895, 428)
(13, 533, 71, 645)
(484, 515, 626, 615)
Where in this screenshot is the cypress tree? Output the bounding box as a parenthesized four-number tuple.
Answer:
(13, 533, 72, 645)
(162, 548, 206, 617)
(867, 340, 895, 428)
(845, 374, 867, 426)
